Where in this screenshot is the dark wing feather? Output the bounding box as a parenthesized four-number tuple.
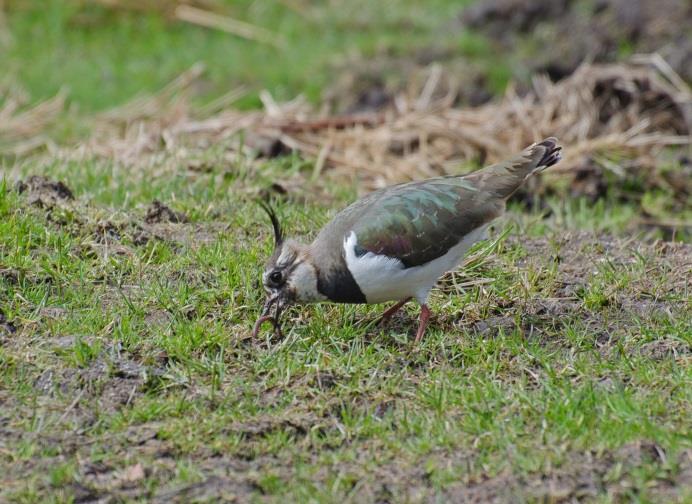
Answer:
(351, 177, 502, 268)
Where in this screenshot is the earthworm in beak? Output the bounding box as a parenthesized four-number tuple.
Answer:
(251, 295, 283, 338)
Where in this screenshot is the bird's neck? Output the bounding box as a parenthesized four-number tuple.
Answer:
(308, 240, 367, 304)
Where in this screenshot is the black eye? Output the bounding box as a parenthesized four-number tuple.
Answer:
(269, 271, 283, 285)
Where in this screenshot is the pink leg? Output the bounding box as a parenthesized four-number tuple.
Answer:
(379, 297, 412, 325)
(414, 304, 431, 344)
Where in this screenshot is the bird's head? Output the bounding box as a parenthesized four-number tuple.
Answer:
(252, 202, 322, 337)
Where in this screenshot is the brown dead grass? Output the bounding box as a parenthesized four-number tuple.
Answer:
(0, 86, 65, 155)
(74, 58, 692, 190)
(266, 56, 691, 189)
(3, 55, 690, 194)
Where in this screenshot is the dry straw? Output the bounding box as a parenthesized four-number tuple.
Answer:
(267, 57, 691, 190)
(2, 55, 690, 193)
(0, 87, 66, 156)
(89, 55, 689, 190)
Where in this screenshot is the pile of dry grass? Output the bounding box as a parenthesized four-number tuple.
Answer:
(3, 55, 690, 194)
(266, 55, 690, 189)
(0, 86, 66, 156)
(107, 57, 690, 187)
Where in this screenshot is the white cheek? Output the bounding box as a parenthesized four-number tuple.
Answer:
(291, 263, 326, 302)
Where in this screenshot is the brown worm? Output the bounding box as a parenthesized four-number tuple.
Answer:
(252, 293, 285, 338)
(251, 314, 284, 338)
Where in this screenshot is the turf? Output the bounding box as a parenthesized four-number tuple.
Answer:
(1, 153, 690, 502)
(1, 1, 690, 501)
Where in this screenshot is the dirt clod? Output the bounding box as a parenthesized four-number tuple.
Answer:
(0, 308, 18, 337)
(144, 200, 188, 224)
(0, 267, 20, 285)
(15, 175, 74, 200)
(245, 133, 292, 158)
(15, 175, 75, 209)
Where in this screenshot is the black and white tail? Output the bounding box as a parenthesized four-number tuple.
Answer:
(532, 137, 562, 173)
(469, 137, 563, 199)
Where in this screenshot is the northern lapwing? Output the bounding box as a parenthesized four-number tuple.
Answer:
(253, 137, 562, 343)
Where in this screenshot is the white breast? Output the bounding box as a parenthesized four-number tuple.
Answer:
(343, 226, 487, 304)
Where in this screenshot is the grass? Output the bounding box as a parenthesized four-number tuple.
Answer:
(3, 0, 480, 112)
(1, 0, 690, 501)
(1, 150, 690, 501)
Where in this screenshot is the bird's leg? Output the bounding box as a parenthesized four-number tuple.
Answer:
(379, 297, 412, 325)
(414, 304, 431, 344)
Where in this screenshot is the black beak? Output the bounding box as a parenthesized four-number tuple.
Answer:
(252, 293, 284, 338)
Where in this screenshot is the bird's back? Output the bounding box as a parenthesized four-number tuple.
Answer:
(309, 138, 561, 294)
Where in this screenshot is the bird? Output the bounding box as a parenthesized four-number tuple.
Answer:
(253, 137, 562, 343)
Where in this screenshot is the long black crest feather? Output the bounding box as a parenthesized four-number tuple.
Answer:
(258, 200, 283, 248)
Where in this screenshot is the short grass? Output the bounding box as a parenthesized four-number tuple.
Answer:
(1, 151, 690, 502)
(1, 1, 691, 501)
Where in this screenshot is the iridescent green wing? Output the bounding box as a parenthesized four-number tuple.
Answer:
(351, 177, 500, 268)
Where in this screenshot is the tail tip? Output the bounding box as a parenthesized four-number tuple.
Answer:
(536, 137, 562, 168)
